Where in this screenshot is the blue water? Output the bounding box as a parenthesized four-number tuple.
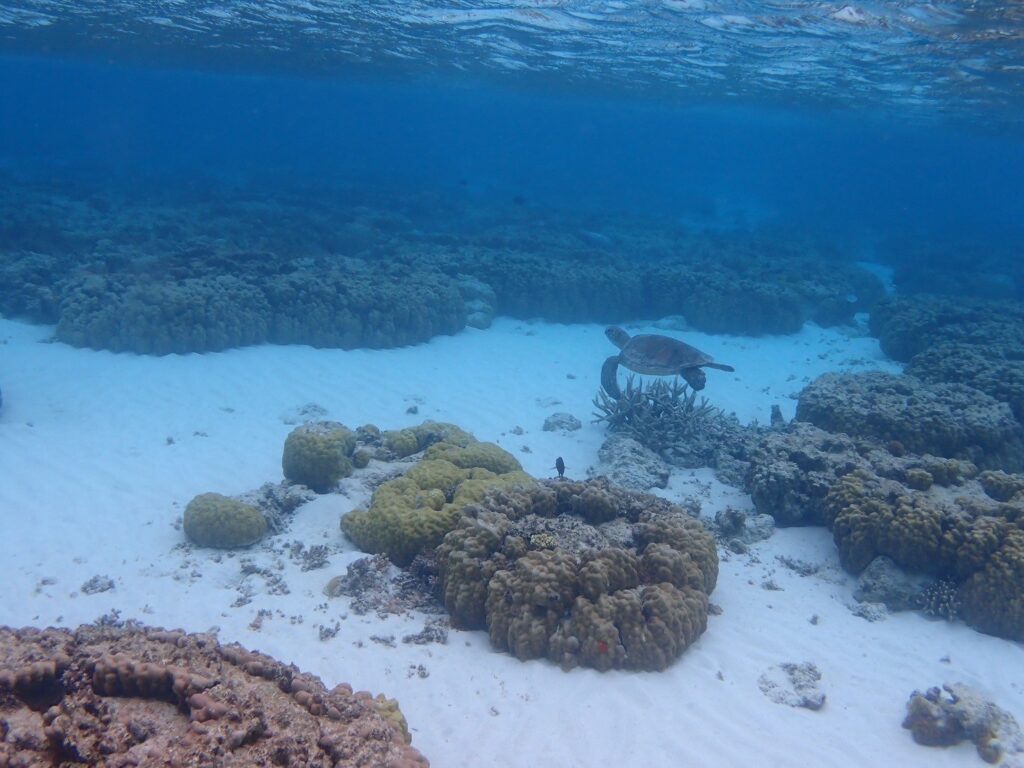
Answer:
(0, 2, 1023, 296)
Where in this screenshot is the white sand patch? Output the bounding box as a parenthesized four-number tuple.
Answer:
(0, 314, 1016, 768)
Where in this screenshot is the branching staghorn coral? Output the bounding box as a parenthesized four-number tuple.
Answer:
(593, 375, 725, 459)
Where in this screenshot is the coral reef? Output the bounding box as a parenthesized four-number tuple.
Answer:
(380, 422, 474, 460)
(822, 471, 953, 574)
(463, 247, 881, 334)
(907, 342, 1024, 423)
(282, 421, 357, 493)
(341, 435, 532, 567)
(0, 180, 884, 354)
(796, 371, 1024, 471)
(903, 683, 1024, 765)
(183, 492, 268, 549)
(422, 440, 522, 475)
(746, 422, 873, 526)
(869, 295, 1024, 363)
(745, 407, 1024, 641)
(819, 469, 1024, 640)
(53, 260, 466, 355)
(713, 508, 775, 549)
(0, 623, 427, 767)
(434, 478, 717, 672)
(870, 295, 1024, 427)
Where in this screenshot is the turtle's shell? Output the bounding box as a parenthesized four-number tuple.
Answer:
(618, 333, 713, 375)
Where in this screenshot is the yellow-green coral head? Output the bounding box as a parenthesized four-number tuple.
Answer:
(282, 421, 356, 492)
(183, 492, 267, 548)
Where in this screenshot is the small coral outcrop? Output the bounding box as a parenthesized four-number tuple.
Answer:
(341, 432, 530, 567)
(903, 683, 1024, 765)
(435, 478, 717, 672)
(381, 422, 475, 460)
(819, 469, 1024, 640)
(0, 624, 428, 767)
(183, 492, 267, 549)
(796, 371, 1024, 471)
(282, 421, 357, 492)
(978, 470, 1024, 503)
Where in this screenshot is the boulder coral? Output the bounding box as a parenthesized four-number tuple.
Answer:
(381, 422, 475, 460)
(435, 478, 717, 672)
(53, 259, 467, 355)
(869, 295, 1024, 425)
(183, 492, 267, 549)
(745, 408, 1024, 640)
(0, 624, 428, 767)
(820, 469, 1024, 640)
(0, 179, 889, 356)
(282, 421, 357, 493)
(341, 439, 531, 567)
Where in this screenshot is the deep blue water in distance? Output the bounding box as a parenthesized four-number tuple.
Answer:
(2, 52, 1022, 260)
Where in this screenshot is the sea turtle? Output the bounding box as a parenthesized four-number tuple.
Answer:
(601, 326, 735, 398)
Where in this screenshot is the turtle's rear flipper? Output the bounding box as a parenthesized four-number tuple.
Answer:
(600, 356, 623, 398)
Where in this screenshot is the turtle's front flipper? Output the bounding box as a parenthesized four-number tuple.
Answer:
(705, 362, 735, 372)
(680, 367, 707, 390)
(600, 356, 623, 398)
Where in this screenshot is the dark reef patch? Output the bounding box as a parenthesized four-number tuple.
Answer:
(0, 623, 428, 767)
(0, 182, 882, 354)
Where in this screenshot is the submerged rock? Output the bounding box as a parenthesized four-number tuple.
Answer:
(854, 556, 930, 612)
(590, 434, 670, 490)
(543, 412, 582, 432)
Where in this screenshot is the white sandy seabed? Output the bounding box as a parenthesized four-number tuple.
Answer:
(1, 313, 1022, 768)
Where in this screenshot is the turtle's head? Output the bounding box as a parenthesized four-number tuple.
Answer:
(605, 326, 630, 349)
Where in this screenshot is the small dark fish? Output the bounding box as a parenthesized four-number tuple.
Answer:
(554, 457, 566, 478)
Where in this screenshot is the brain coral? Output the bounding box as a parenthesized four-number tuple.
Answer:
(435, 478, 717, 672)
(0, 624, 428, 767)
(282, 421, 357, 493)
(183, 492, 267, 548)
(341, 437, 531, 566)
